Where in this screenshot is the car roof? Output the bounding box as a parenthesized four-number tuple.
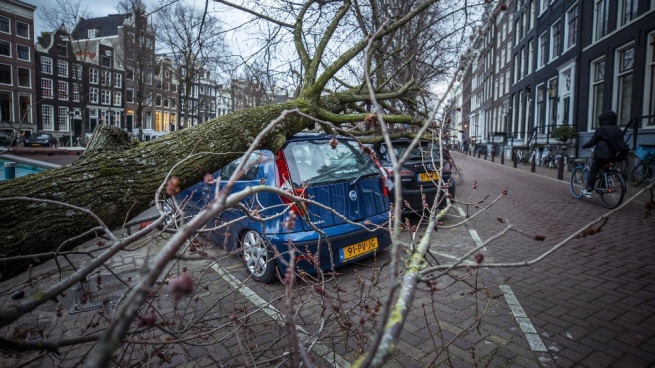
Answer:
(286, 132, 354, 142)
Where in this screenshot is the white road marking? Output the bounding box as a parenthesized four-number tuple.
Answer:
(454, 206, 548, 353)
(210, 263, 351, 368)
(499, 284, 547, 351)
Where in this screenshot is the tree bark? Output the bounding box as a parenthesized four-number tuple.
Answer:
(0, 99, 314, 280)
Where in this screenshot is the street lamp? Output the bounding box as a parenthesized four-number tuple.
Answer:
(67, 110, 75, 147)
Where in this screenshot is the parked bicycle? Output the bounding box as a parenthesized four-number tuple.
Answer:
(570, 149, 626, 209)
(628, 145, 655, 187)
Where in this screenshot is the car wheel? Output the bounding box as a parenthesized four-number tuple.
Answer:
(241, 230, 277, 283)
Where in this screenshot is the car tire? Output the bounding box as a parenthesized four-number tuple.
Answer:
(241, 230, 277, 283)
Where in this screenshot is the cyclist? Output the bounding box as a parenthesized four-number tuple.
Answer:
(580, 111, 623, 198)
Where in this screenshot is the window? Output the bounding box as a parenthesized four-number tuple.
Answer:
(529, 0, 535, 29)
(126, 67, 134, 80)
(90, 87, 99, 103)
(565, 5, 578, 50)
(155, 111, 162, 131)
(72, 83, 80, 102)
(590, 58, 605, 128)
(0, 63, 13, 86)
(54, 61, 67, 78)
(536, 84, 546, 132)
(41, 78, 53, 98)
(540, 0, 548, 14)
(16, 44, 29, 60)
(619, 0, 638, 27)
(0, 40, 11, 57)
(41, 57, 53, 74)
(164, 98, 169, 108)
(0, 16, 9, 33)
(17, 67, 30, 87)
(89, 68, 98, 84)
(126, 87, 134, 103)
(58, 107, 69, 131)
(527, 39, 534, 76)
(615, 46, 634, 126)
(101, 70, 111, 86)
(113, 91, 121, 106)
(646, 32, 655, 126)
(57, 81, 69, 100)
(42, 105, 54, 130)
(145, 111, 152, 130)
(114, 73, 122, 88)
(520, 47, 526, 79)
(101, 54, 112, 67)
(101, 90, 111, 105)
(16, 21, 29, 38)
(18, 94, 31, 123)
(156, 94, 162, 106)
(538, 32, 548, 68)
(594, 0, 609, 42)
(88, 29, 97, 38)
(550, 20, 561, 60)
(0, 91, 12, 121)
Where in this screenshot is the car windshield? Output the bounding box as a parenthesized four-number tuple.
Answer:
(35, 134, 51, 139)
(285, 139, 379, 185)
(380, 142, 441, 162)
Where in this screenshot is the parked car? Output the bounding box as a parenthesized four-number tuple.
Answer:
(24, 133, 57, 147)
(166, 133, 392, 283)
(370, 138, 456, 213)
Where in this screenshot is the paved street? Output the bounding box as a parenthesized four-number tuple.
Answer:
(1, 151, 653, 367)
(450, 152, 655, 367)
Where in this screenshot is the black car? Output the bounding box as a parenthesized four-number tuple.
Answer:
(24, 133, 57, 147)
(371, 138, 456, 213)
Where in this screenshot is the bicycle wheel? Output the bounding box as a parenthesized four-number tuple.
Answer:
(628, 162, 648, 187)
(570, 167, 588, 198)
(598, 171, 626, 209)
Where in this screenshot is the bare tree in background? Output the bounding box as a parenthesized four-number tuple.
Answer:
(154, 2, 230, 127)
(37, 0, 89, 37)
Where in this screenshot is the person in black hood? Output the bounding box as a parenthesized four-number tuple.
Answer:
(580, 111, 623, 197)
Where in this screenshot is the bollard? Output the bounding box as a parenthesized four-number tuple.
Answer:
(513, 152, 518, 168)
(477, 151, 481, 158)
(500, 151, 504, 165)
(4, 161, 16, 179)
(484, 152, 487, 160)
(531, 155, 536, 173)
(557, 155, 564, 180)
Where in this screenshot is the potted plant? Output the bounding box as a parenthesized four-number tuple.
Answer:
(550, 125, 577, 143)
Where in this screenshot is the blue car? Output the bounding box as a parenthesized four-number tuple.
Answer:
(167, 133, 392, 283)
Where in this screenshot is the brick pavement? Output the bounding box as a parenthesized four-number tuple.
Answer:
(452, 151, 655, 367)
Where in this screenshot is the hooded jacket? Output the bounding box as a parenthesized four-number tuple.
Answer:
(582, 111, 624, 160)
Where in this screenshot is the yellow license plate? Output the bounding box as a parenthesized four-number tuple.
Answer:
(339, 238, 378, 262)
(418, 172, 439, 181)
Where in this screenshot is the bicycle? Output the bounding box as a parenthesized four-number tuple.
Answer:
(628, 145, 655, 187)
(570, 150, 626, 209)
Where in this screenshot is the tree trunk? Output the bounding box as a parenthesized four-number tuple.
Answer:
(0, 99, 314, 280)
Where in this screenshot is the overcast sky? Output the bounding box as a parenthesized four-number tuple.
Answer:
(25, 0, 241, 37)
